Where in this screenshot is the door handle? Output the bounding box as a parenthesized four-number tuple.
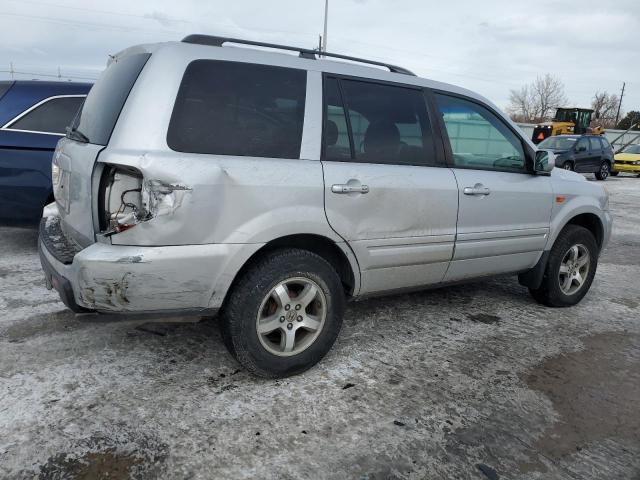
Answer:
(463, 184, 491, 196)
(331, 184, 370, 194)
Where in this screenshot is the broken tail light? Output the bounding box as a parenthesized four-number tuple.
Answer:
(98, 165, 148, 235)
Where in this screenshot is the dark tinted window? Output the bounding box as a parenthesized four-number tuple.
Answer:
(9, 96, 84, 134)
(327, 79, 434, 165)
(168, 60, 306, 158)
(0, 81, 13, 101)
(72, 53, 150, 145)
(323, 78, 352, 161)
(435, 94, 525, 172)
(589, 137, 602, 151)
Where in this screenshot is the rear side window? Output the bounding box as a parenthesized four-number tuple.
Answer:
(435, 94, 525, 172)
(72, 53, 150, 145)
(589, 137, 602, 151)
(8, 96, 84, 134)
(168, 60, 306, 159)
(323, 77, 435, 166)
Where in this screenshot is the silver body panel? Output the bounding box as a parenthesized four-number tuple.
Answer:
(43, 40, 612, 313)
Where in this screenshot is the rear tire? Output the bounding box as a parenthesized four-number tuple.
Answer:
(529, 225, 598, 307)
(220, 248, 345, 378)
(562, 162, 574, 171)
(595, 161, 610, 180)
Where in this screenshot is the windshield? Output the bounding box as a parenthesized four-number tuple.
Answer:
(622, 144, 640, 154)
(538, 136, 577, 150)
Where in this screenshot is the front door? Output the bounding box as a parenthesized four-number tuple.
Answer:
(432, 93, 553, 282)
(573, 137, 591, 172)
(321, 77, 459, 295)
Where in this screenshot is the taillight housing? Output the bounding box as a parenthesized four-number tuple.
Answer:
(98, 165, 147, 235)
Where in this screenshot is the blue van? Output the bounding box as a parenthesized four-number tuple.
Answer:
(0, 80, 92, 226)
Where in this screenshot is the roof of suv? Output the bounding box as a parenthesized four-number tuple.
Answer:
(106, 35, 536, 151)
(116, 35, 495, 114)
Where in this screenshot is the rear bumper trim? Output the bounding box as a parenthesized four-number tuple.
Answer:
(38, 238, 92, 313)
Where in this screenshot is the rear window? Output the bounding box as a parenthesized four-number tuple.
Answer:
(71, 53, 150, 145)
(9, 96, 84, 134)
(167, 60, 306, 158)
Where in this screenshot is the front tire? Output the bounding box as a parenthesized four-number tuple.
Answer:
(220, 249, 345, 378)
(529, 225, 598, 307)
(595, 161, 610, 180)
(562, 162, 574, 171)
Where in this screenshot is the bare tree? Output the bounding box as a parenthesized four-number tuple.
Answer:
(508, 74, 568, 123)
(591, 91, 620, 129)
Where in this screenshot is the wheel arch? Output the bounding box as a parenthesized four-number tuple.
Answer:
(220, 234, 360, 310)
(564, 213, 604, 250)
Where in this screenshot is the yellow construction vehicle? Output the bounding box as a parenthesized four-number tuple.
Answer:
(532, 107, 605, 144)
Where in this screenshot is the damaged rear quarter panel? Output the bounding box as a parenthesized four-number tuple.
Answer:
(101, 151, 339, 246)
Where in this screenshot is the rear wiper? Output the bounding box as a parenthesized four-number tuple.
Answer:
(65, 126, 89, 143)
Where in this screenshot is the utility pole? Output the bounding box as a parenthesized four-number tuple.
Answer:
(9, 62, 14, 79)
(615, 82, 625, 127)
(322, 0, 328, 55)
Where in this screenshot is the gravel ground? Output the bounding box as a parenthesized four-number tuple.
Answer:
(1, 175, 639, 480)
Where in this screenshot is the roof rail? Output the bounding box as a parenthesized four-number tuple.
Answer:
(181, 34, 416, 76)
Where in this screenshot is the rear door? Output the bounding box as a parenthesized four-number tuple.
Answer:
(55, 52, 150, 246)
(432, 92, 553, 282)
(0, 95, 85, 225)
(588, 136, 603, 171)
(321, 76, 459, 295)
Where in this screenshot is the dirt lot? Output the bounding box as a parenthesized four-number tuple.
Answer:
(1, 175, 639, 480)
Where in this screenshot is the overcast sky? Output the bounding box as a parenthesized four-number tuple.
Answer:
(1, 0, 639, 114)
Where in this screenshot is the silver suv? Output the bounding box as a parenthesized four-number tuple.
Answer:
(39, 35, 612, 377)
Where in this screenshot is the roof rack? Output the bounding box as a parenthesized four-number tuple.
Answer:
(181, 34, 416, 76)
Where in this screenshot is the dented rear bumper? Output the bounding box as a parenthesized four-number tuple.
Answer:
(39, 214, 262, 314)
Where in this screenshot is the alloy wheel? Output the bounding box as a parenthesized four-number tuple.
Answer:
(558, 244, 590, 295)
(256, 277, 327, 356)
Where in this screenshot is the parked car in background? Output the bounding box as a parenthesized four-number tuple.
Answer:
(39, 36, 611, 378)
(0, 80, 91, 226)
(537, 134, 614, 180)
(612, 144, 640, 177)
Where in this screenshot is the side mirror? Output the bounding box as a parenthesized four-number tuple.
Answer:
(535, 149, 555, 174)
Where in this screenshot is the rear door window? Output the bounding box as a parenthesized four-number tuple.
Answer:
(8, 96, 85, 134)
(72, 52, 150, 145)
(168, 60, 306, 159)
(323, 77, 435, 166)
